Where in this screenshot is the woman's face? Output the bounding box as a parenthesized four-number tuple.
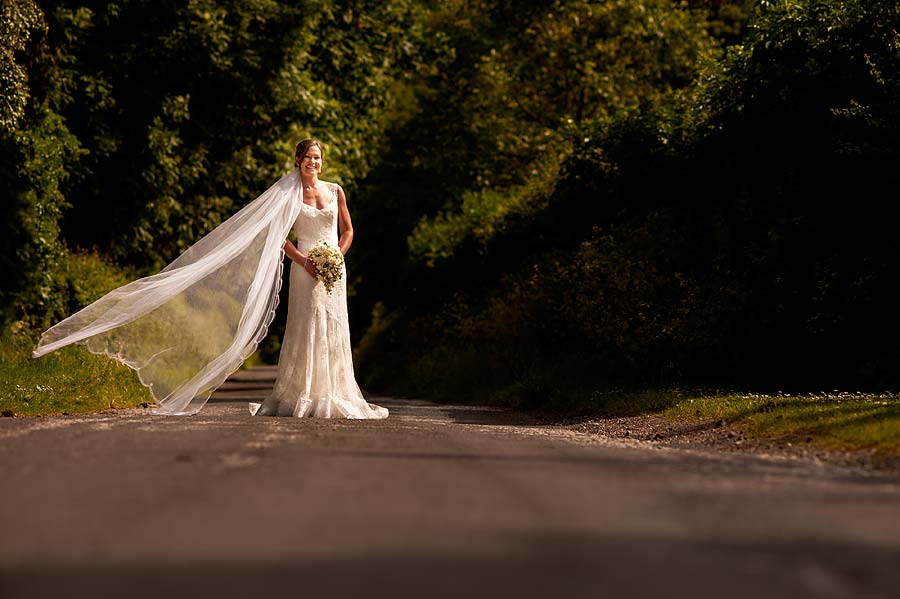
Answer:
(298, 145, 322, 175)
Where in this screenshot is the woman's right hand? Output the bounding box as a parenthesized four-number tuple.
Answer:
(301, 257, 318, 279)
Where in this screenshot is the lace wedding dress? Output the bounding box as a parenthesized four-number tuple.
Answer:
(250, 182, 388, 419)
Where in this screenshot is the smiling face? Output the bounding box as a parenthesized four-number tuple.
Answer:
(295, 139, 324, 175)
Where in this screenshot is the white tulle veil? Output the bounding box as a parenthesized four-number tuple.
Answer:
(33, 169, 304, 415)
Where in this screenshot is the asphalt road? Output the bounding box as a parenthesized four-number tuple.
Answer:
(2, 367, 899, 599)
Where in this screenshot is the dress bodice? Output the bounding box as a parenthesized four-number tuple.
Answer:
(293, 182, 339, 253)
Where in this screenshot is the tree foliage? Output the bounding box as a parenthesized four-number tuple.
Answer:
(2, 0, 427, 326)
(4, 0, 899, 403)
(0, 0, 83, 325)
(0, 0, 45, 132)
(41, 0, 426, 267)
(355, 0, 900, 401)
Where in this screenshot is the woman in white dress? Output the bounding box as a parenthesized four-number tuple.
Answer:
(253, 140, 387, 418)
(32, 139, 387, 419)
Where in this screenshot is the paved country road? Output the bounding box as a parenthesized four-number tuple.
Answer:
(1, 367, 899, 599)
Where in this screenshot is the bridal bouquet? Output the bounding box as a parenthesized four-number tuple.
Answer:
(306, 240, 344, 294)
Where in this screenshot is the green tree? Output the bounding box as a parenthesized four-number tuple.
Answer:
(354, 0, 722, 395)
(357, 0, 900, 401)
(0, 0, 85, 325)
(2, 0, 429, 329)
(0, 0, 44, 132)
(41, 0, 426, 269)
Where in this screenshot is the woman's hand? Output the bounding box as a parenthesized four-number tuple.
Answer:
(301, 257, 318, 279)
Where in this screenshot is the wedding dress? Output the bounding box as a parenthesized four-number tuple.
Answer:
(251, 182, 387, 418)
(32, 169, 387, 419)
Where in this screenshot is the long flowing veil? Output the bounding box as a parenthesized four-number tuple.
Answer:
(33, 170, 304, 415)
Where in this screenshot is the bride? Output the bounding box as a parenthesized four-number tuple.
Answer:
(32, 139, 388, 419)
(253, 140, 386, 418)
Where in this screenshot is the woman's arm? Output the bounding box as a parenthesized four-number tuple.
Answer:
(283, 240, 318, 278)
(283, 239, 304, 264)
(336, 185, 354, 255)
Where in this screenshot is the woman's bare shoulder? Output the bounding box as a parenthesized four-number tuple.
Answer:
(325, 181, 346, 198)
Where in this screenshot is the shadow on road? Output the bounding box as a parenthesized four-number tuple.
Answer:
(3, 532, 898, 599)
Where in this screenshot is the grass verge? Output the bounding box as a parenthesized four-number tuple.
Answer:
(560, 386, 900, 455)
(0, 327, 153, 417)
(662, 391, 900, 454)
(420, 353, 900, 456)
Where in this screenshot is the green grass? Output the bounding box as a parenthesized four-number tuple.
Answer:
(0, 327, 154, 417)
(465, 355, 900, 456)
(663, 391, 900, 453)
(562, 386, 900, 454)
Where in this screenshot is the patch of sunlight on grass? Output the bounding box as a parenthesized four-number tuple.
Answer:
(0, 328, 154, 417)
(664, 392, 900, 453)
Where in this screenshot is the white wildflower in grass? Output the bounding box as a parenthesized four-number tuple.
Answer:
(307, 240, 344, 294)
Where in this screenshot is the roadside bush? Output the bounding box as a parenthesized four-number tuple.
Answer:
(18, 249, 133, 331)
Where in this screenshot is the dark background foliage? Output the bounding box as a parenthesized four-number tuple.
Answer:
(3, 0, 898, 408)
